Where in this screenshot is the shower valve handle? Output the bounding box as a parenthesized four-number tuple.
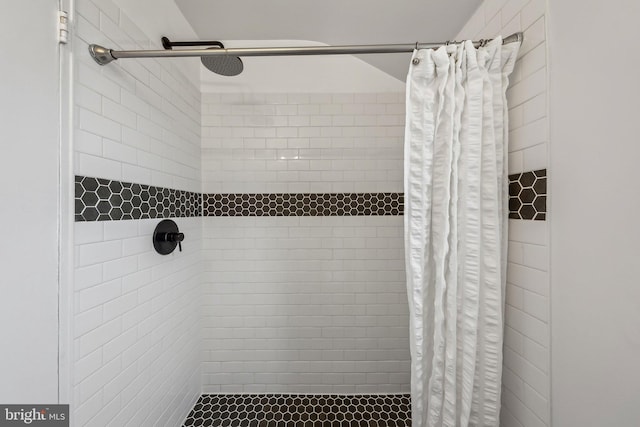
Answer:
(158, 232, 184, 251)
(152, 220, 184, 255)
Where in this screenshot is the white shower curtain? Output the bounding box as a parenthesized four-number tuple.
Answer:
(404, 37, 519, 427)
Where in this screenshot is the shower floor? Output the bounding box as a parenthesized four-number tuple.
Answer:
(182, 393, 411, 426)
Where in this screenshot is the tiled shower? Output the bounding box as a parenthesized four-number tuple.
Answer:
(199, 92, 409, 396)
(70, 0, 549, 426)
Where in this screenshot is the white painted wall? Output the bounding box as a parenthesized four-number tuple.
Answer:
(175, 0, 484, 80)
(200, 41, 405, 94)
(0, 1, 60, 402)
(456, 1, 550, 426)
(548, 0, 640, 425)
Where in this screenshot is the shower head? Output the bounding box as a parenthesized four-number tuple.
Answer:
(200, 47, 244, 76)
(161, 37, 243, 77)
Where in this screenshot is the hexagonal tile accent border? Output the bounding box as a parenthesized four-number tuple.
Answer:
(75, 176, 202, 221)
(76, 171, 544, 222)
(508, 169, 547, 220)
(203, 193, 404, 217)
(182, 394, 411, 427)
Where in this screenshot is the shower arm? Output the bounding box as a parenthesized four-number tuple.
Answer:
(89, 32, 523, 66)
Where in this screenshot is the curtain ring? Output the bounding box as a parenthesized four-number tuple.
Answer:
(412, 41, 421, 65)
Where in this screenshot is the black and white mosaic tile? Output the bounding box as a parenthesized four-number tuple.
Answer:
(182, 394, 411, 427)
(75, 170, 546, 222)
(508, 169, 547, 220)
(203, 193, 403, 217)
(75, 176, 201, 221)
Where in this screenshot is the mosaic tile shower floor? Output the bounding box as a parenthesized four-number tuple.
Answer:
(182, 394, 411, 426)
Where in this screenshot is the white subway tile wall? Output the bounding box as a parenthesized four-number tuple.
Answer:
(73, 218, 202, 426)
(457, 0, 549, 426)
(200, 92, 409, 393)
(201, 93, 405, 194)
(73, 0, 202, 425)
(201, 216, 409, 393)
(75, 0, 201, 193)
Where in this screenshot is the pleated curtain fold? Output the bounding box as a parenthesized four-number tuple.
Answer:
(404, 37, 520, 427)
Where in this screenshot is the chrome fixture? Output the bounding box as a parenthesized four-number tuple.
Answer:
(161, 37, 243, 76)
(88, 33, 524, 71)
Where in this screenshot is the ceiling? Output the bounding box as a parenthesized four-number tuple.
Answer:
(175, 0, 483, 81)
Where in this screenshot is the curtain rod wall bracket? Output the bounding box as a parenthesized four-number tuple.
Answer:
(89, 44, 116, 65)
(503, 32, 524, 44)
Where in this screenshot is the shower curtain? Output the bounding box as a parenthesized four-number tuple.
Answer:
(404, 37, 519, 427)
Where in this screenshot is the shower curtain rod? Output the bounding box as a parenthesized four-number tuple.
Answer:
(89, 32, 523, 66)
